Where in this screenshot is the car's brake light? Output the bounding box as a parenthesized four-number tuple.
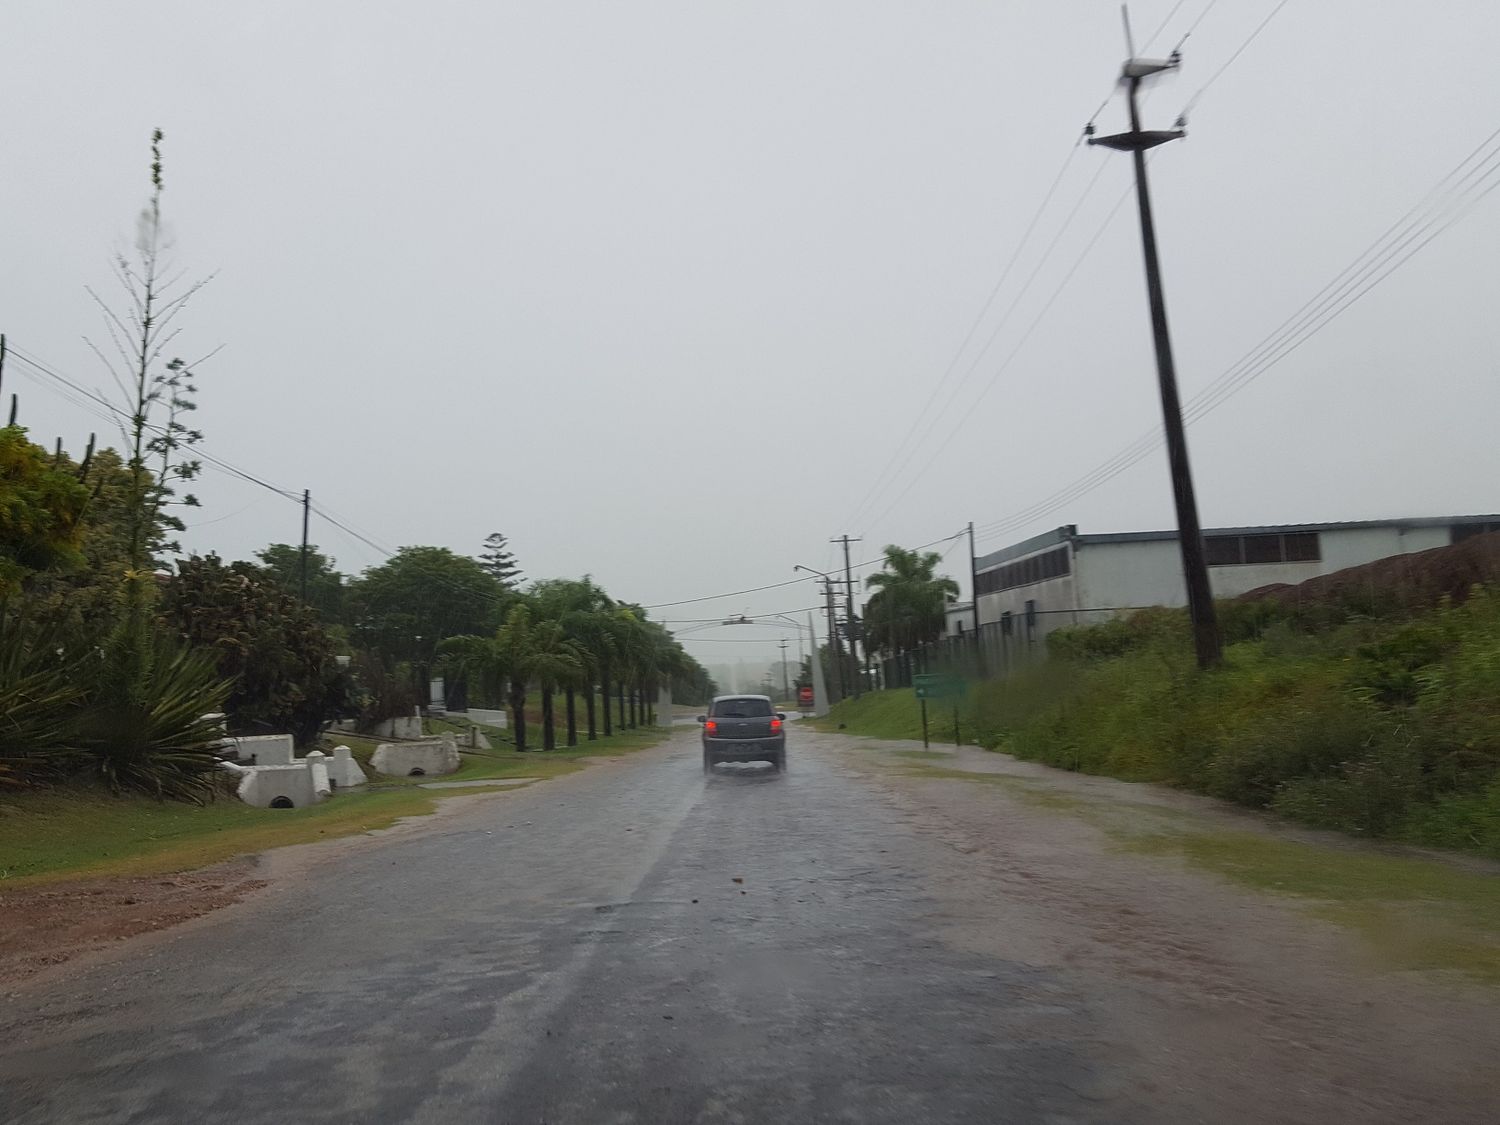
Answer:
(770, 718, 782, 732)
(704, 720, 717, 733)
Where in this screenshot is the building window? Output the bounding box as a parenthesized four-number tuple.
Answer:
(1025, 599, 1037, 642)
(1242, 533, 1282, 564)
(1452, 521, 1500, 544)
(1205, 532, 1321, 566)
(975, 546, 1071, 595)
(1284, 532, 1320, 562)
(1205, 536, 1242, 566)
(1000, 611, 1013, 636)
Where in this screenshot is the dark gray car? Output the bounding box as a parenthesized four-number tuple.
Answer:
(698, 694, 786, 773)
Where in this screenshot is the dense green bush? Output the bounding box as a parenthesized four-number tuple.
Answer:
(0, 603, 86, 786)
(961, 586, 1500, 857)
(78, 629, 231, 802)
(0, 601, 229, 801)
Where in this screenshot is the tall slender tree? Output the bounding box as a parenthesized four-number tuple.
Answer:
(527, 618, 582, 751)
(478, 531, 524, 589)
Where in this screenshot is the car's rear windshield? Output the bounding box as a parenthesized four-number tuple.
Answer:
(711, 698, 773, 718)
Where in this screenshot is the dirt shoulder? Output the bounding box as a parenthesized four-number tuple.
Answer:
(0, 861, 266, 989)
(0, 743, 675, 993)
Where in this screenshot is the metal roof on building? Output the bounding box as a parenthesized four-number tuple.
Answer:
(974, 515, 1500, 574)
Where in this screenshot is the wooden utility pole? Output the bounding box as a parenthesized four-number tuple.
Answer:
(831, 535, 863, 698)
(1088, 40, 1222, 669)
(299, 489, 312, 602)
(968, 521, 987, 678)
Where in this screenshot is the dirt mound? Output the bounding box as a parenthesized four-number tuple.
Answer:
(1240, 531, 1500, 612)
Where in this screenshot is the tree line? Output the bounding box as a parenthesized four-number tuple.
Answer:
(0, 130, 711, 801)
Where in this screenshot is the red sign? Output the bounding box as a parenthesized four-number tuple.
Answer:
(798, 686, 814, 709)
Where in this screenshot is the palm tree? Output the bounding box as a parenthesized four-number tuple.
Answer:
(527, 618, 583, 751)
(608, 607, 646, 730)
(494, 603, 537, 751)
(532, 576, 622, 743)
(441, 601, 538, 750)
(864, 544, 960, 658)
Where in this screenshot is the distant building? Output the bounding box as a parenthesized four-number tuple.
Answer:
(972, 514, 1500, 655)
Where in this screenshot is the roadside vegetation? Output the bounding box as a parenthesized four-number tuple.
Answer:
(825, 545, 1500, 859)
(0, 130, 710, 896)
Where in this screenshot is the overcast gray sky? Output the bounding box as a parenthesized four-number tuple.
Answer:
(4, 1, 1498, 665)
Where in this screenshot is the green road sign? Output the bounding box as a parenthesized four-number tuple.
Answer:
(913, 673, 965, 700)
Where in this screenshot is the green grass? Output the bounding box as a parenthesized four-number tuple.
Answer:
(813, 689, 977, 745)
(0, 785, 461, 887)
(1122, 829, 1500, 983)
(0, 726, 671, 889)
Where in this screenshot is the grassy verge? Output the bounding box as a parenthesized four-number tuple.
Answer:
(823, 588, 1500, 859)
(0, 786, 466, 887)
(890, 754, 1500, 983)
(812, 689, 975, 745)
(1, 726, 671, 889)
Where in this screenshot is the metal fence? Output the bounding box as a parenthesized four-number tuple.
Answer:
(868, 606, 1117, 692)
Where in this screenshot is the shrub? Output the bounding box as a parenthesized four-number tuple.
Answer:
(1269, 733, 1422, 837)
(0, 602, 86, 787)
(79, 630, 231, 803)
(1400, 778, 1500, 858)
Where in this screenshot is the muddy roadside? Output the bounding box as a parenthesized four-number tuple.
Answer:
(814, 730, 1500, 1124)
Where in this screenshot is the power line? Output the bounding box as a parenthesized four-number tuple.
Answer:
(849, 160, 1116, 533)
(843, 144, 1088, 530)
(1179, 0, 1293, 120)
(5, 345, 302, 500)
(1140, 0, 1191, 53)
(860, 176, 1137, 537)
(643, 531, 964, 611)
(972, 124, 1500, 548)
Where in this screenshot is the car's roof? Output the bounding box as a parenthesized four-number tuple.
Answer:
(713, 694, 771, 701)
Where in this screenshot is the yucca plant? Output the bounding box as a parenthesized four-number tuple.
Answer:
(0, 602, 86, 787)
(81, 629, 232, 803)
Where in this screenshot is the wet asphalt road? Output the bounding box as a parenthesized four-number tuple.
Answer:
(0, 728, 1128, 1124)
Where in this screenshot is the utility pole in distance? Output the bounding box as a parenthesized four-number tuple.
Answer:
(968, 521, 986, 679)
(299, 489, 311, 602)
(831, 535, 863, 698)
(794, 564, 845, 703)
(778, 637, 790, 703)
(1087, 39, 1222, 669)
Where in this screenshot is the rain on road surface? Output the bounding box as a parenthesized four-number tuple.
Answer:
(2, 726, 1497, 1124)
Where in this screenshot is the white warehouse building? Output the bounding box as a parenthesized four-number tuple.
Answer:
(962, 514, 1500, 655)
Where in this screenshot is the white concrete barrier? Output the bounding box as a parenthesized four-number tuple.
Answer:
(236, 763, 322, 808)
(371, 735, 461, 778)
(369, 715, 425, 740)
(306, 750, 331, 799)
(327, 746, 368, 788)
(234, 734, 295, 765)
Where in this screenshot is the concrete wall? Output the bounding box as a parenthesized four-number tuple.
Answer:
(975, 573, 1080, 647)
(464, 708, 509, 730)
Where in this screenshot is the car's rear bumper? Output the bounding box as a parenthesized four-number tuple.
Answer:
(703, 737, 784, 761)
